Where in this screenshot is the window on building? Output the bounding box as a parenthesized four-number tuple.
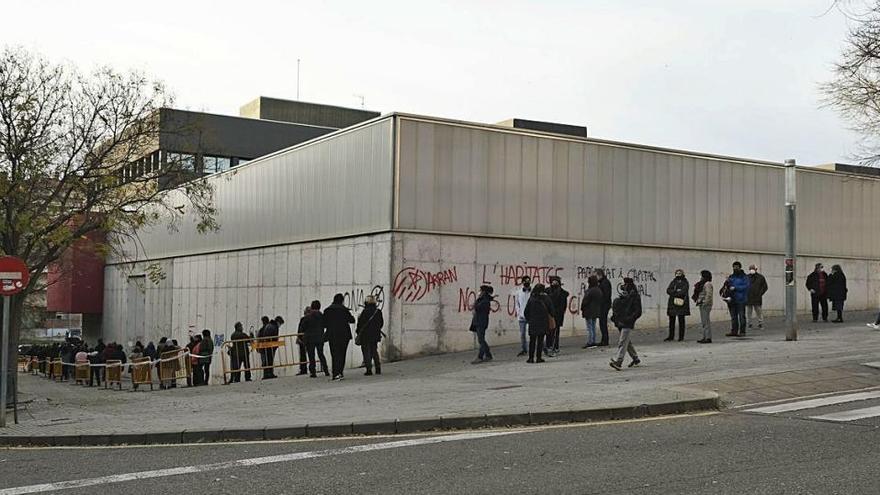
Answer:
(203, 155, 232, 174)
(167, 152, 196, 172)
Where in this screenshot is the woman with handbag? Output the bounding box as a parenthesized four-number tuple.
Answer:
(665, 269, 691, 342)
(523, 283, 555, 364)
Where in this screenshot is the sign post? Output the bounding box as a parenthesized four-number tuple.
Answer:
(0, 256, 30, 428)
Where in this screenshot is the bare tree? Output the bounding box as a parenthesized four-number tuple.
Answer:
(0, 47, 217, 401)
(823, 0, 880, 164)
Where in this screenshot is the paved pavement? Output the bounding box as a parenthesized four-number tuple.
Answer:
(4, 312, 880, 444)
(2, 408, 879, 494)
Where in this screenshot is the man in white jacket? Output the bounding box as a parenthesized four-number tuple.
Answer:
(514, 276, 532, 357)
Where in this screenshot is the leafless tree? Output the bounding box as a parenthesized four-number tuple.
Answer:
(0, 47, 217, 400)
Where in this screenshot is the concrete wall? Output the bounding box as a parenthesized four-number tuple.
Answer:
(102, 233, 393, 378)
(386, 232, 880, 357)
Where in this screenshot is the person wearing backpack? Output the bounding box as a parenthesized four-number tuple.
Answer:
(725, 262, 751, 337)
(609, 277, 642, 370)
(523, 283, 555, 364)
(694, 270, 714, 344)
(665, 269, 690, 342)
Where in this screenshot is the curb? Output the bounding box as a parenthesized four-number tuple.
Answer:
(0, 395, 719, 447)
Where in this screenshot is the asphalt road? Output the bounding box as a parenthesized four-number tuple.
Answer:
(2, 400, 880, 495)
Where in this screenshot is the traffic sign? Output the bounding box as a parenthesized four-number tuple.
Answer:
(0, 256, 29, 296)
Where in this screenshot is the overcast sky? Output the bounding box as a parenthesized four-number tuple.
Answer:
(1, 0, 863, 165)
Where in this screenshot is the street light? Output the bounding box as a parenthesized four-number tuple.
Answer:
(784, 159, 798, 341)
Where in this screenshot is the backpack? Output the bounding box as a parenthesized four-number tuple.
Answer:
(719, 280, 733, 299)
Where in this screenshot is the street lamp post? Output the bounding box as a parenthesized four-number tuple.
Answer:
(784, 159, 798, 341)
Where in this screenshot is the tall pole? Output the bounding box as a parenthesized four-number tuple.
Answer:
(784, 159, 798, 341)
(1, 295, 10, 427)
(296, 59, 301, 100)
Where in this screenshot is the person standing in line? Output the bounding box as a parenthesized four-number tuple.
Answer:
(546, 276, 569, 357)
(609, 277, 642, 370)
(470, 285, 495, 364)
(190, 336, 203, 386)
(324, 294, 355, 381)
(694, 270, 714, 344)
(300, 301, 329, 378)
(199, 329, 214, 385)
(227, 322, 251, 383)
(580, 276, 603, 348)
(513, 276, 533, 357)
(665, 269, 690, 342)
(725, 262, 751, 337)
(746, 264, 768, 330)
(261, 316, 282, 379)
(357, 295, 384, 376)
(523, 283, 553, 363)
(256, 316, 271, 378)
(806, 263, 830, 322)
(827, 264, 848, 323)
(596, 269, 613, 347)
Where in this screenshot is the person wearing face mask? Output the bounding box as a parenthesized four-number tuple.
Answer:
(665, 269, 690, 342)
(806, 263, 829, 323)
(546, 276, 569, 356)
(725, 261, 751, 337)
(827, 264, 848, 323)
(746, 265, 768, 330)
(513, 276, 533, 357)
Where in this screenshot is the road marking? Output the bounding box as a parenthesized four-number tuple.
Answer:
(734, 385, 880, 410)
(0, 430, 516, 495)
(743, 390, 880, 414)
(810, 405, 880, 422)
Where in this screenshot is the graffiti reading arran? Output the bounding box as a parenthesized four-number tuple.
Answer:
(392, 267, 459, 302)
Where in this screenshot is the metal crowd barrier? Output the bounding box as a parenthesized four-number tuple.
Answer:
(131, 357, 153, 390)
(220, 333, 320, 383)
(159, 349, 192, 388)
(51, 359, 63, 382)
(74, 363, 90, 384)
(105, 360, 123, 390)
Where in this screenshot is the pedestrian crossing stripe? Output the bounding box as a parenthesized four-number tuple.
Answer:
(742, 390, 880, 422)
(809, 405, 880, 422)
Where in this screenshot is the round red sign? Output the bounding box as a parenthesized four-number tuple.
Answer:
(0, 256, 29, 296)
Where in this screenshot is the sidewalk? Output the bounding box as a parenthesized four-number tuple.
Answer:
(4, 312, 880, 445)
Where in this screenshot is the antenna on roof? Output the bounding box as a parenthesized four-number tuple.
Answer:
(296, 59, 301, 100)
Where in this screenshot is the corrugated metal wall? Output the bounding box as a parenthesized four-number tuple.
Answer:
(396, 117, 880, 259)
(118, 117, 395, 262)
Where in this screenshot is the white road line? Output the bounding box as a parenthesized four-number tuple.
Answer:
(743, 390, 880, 415)
(810, 405, 880, 422)
(0, 430, 516, 495)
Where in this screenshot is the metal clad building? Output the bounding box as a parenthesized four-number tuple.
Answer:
(103, 113, 880, 369)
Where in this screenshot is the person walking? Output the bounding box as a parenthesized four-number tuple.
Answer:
(357, 295, 384, 376)
(746, 264, 768, 330)
(546, 276, 569, 356)
(523, 283, 554, 364)
(827, 264, 848, 323)
(596, 269, 612, 346)
(470, 285, 495, 364)
(199, 329, 214, 385)
(580, 275, 603, 348)
(665, 269, 690, 342)
(300, 301, 329, 378)
(228, 322, 251, 383)
(806, 263, 830, 322)
(725, 262, 751, 337)
(324, 294, 355, 381)
(694, 270, 714, 344)
(609, 277, 642, 370)
(513, 276, 532, 357)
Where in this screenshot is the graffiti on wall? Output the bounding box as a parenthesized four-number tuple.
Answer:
(392, 266, 459, 302)
(343, 285, 385, 311)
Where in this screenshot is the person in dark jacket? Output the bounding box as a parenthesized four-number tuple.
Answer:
(299, 301, 328, 378)
(324, 294, 355, 380)
(609, 277, 642, 370)
(596, 269, 613, 346)
(471, 285, 495, 364)
(827, 264, 848, 323)
(260, 316, 282, 379)
(545, 277, 569, 356)
(746, 264, 768, 330)
(356, 296, 384, 376)
(580, 276, 603, 348)
(806, 263, 830, 322)
(227, 322, 251, 383)
(523, 283, 554, 364)
(199, 329, 214, 386)
(665, 269, 690, 342)
(725, 262, 751, 337)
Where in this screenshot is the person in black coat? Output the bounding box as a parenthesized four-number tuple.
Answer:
(806, 263, 829, 322)
(596, 269, 613, 346)
(259, 316, 282, 379)
(299, 301, 328, 378)
(609, 278, 642, 370)
(471, 285, 495, 364)
(227, 322, 251, 383)
(323, 294, 355, 380)
(523, 283, 555, 364)
(827, 264, 848, 323)
(665, 269, 691, 342)
(356, 296, 384, 376)
(580, 275, 603, 348)
(546, 276, 570, 356)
